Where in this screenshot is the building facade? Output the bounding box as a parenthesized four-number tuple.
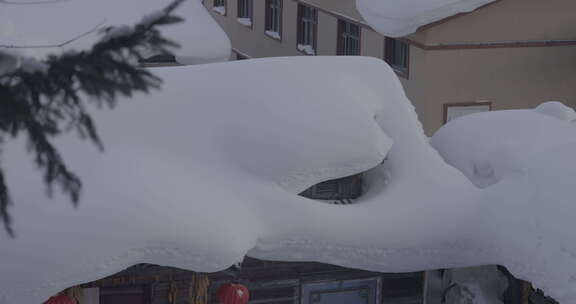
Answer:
(65, 258, 557, 304)
(203, 0, 576, 135)
(75, 259, 426, 304)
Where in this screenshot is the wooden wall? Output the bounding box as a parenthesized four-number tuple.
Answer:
(81, 258, 424, 304)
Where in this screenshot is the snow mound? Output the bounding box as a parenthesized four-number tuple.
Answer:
(431, 106, 576, 188)
(535, 101, 576, 122)
(431, 104, 576, 302)
(0, 0, 230, 65)
(356, 0, 496, 37)
(1, 57, 576, 304)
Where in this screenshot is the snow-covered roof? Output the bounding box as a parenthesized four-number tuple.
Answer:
(1, 56, 576, 304)
(431, 103, 576, 188)
(431, 103, 576, 302)
(356, 0, 497, 37)
(0, 0, 231, 64)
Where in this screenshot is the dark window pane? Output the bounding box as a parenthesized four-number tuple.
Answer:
(385, 37, 409, 71)
(297, 4, 317, 53)
(238, 0, 252, 19)
(299, 174, 363, 200)
(337, 20, 360, 56)
(265, 0, 282, 34)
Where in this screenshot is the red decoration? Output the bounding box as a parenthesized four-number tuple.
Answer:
(43, 294, 75, 304)
(217, 283, 249, 304)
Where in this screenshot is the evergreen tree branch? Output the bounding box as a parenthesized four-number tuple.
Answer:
(0, 0, 186, 237)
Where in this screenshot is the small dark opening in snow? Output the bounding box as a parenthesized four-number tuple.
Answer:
(299, 173, 363, 204)
(139, 54, 178, 67)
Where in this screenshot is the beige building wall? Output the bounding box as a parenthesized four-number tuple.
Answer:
(204, 0, 576, 135)
(423, 0, 576, 44)
(414, 0, 576, 132)
(205, 0, 300, 57)
(203, 0, 382, 58)
(417, 46, 576, 133)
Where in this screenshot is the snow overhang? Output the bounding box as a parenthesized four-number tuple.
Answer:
(355, 0, 497, 37)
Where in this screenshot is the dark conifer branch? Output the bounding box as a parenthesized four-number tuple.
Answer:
(0, 0, 186, 237)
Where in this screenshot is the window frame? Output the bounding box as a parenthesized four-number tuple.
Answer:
(296, 4, 318, 55)
(299, 174, 363, 203)
(139, 54, 178, 67)
(443, 102, 492, 124)
(301, 277, 381, 304)
(264, 0, 283, 41)
(336, 19, 361, 56)
(384, 37, 410, 79)
(237, 0, 253, 28)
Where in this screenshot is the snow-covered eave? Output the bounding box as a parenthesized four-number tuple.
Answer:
(356, 0, 499, 37)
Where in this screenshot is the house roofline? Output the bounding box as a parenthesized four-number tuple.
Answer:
(416, 0, 504, 33)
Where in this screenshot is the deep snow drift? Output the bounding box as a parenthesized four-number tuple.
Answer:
(431, 104, 576, 188)
(2, 56, 576, 303)
(0, 0, 230, 64)
(355, 0, 496, 37)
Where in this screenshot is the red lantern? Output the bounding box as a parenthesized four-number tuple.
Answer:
(217, 283, 249, 304)
(43, 294, 76, 304)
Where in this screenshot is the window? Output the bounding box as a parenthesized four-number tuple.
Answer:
(139, 54, 178, 67)
(302, 278, 380, 304)
(297, 4, 318, 55)
(265, 0, 282, 40)
(385, 37, 409, 76)
(100, 286, 150, 304)
(213, 0, 226, 15)
(237, 0, 253, 27)
(337, 20, 361, 56)
(443, 102, 492, 124)
(299, 174, 363, 204)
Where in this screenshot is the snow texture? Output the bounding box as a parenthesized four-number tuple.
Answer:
(355, 0, 497, 37)
(1, 57, 576, 304)
(0, 0, 231, 65)
(444, 266, 508, 304)
(212, 6, 226, 15)
(535, 101, 576, 122)
(265, 31, 281, 40)
(237, 18, 253, 27)
(297, 44, 316, 55)
(431, 104, 576, 188)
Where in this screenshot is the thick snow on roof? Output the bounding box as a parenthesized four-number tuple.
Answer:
(431, 103, 576, 188)
(431, 103, 576, 302)
(0, 0, 230, 64)
(1, 57, 575, 303)
(356, 0, 496, 37)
